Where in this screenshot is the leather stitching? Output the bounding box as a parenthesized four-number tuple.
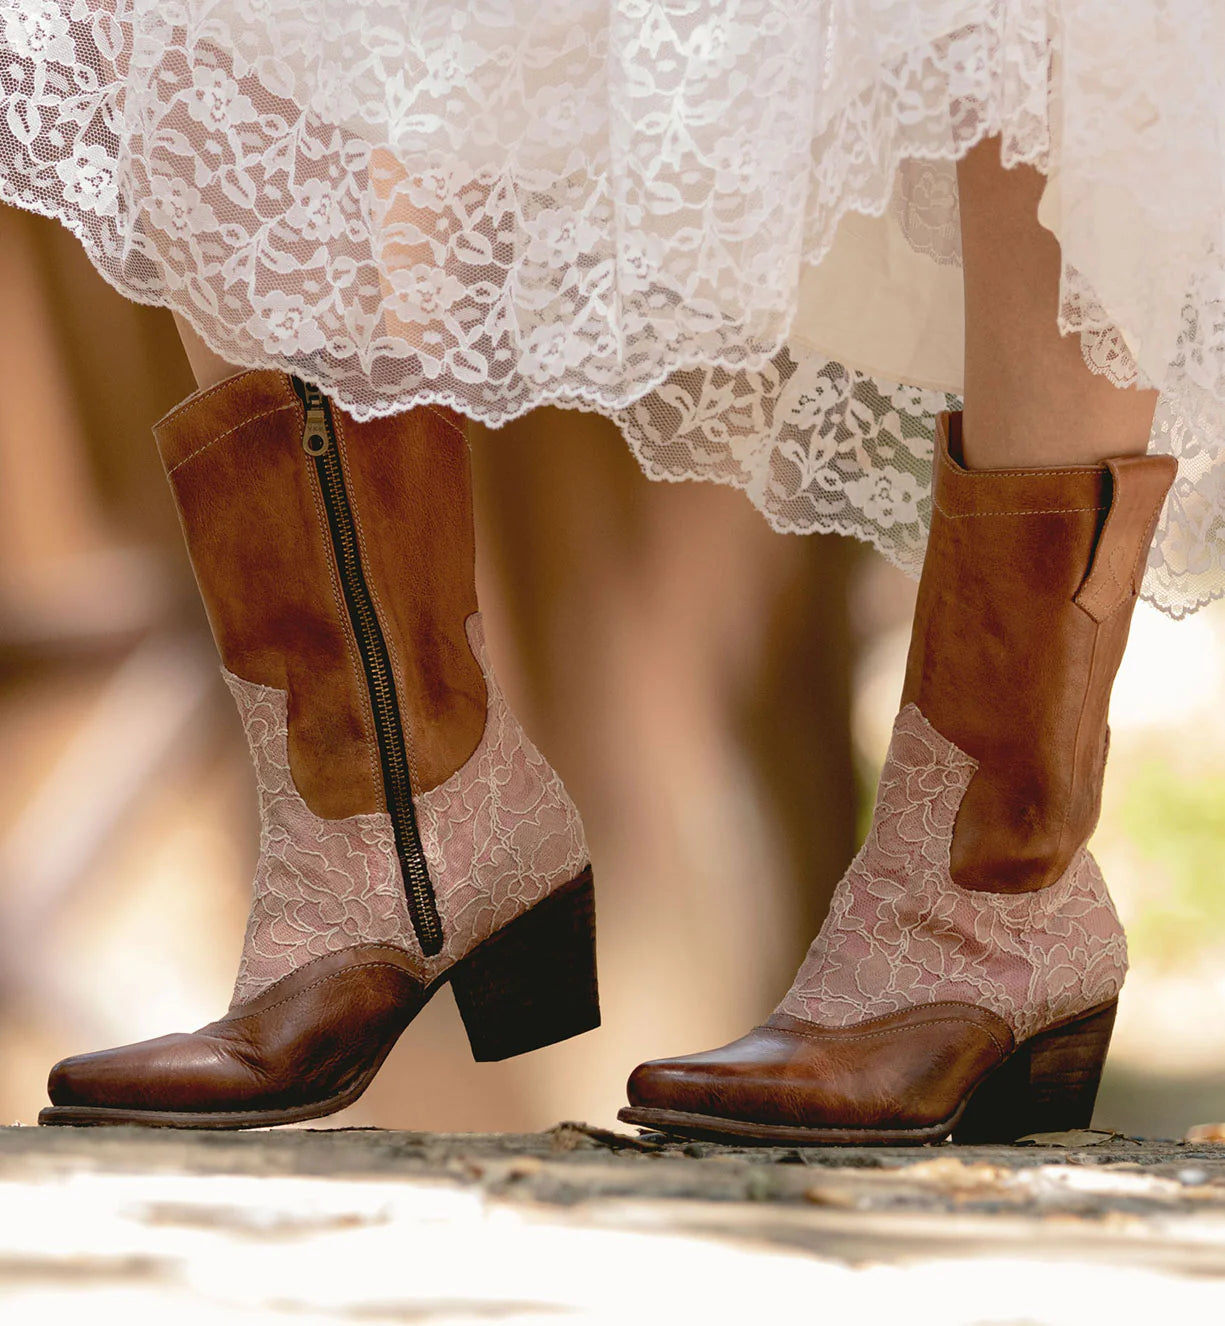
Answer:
(1100, 547, 1129, 612)
(166, 404, 297, 475)
(778, 997, 991, 1032)
(230, 941, 419, 1009)
(155, 369, 282, 431)
(1077, 488, 1168, 622)
(933, 496, 1109, 520)
(772, 1014, 1012, 1058)
(1074, 476, 1127, 621)
(1129, 510, 1163, 592)
(1054, 606, 1099, 886)
(936, 440, 1104, 482)
(224, 959, 421, 1026)
(420, 404, 467, 441)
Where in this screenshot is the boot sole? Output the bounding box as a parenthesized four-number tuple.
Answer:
(616, 1105, 958, 1147)
(39, 869, 599, 1129)
(618, 999, 1117, 1147)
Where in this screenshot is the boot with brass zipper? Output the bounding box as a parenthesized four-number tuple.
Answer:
(41, 370, 597, 1128)
(620, 411, 1174, 1146)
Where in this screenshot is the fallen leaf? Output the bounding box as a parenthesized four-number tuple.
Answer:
(1015, 1129, 1122, 1148)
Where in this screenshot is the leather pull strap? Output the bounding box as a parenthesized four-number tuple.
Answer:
(1074, 453, 1177, 622)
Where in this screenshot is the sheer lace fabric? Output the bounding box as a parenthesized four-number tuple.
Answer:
(777, 705, 1128, 1046)
(2, 3, 1224, 612)
(226, 614, 589, 1006)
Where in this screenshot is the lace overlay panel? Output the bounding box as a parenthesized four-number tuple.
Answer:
(224, 672, 408, 1006)
(777, 705, 1128, 1045)
(227, 614, 588, 1005)
(414, 616, 590, 973)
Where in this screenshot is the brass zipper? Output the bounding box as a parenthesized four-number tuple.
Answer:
(293, 378, 443, 956)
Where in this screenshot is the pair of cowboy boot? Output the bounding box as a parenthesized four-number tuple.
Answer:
(44, 387, 1173, 1144)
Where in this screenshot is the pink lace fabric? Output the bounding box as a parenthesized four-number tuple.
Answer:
(777, 705, 1127, 1046)
(226, 614, 588, 1006)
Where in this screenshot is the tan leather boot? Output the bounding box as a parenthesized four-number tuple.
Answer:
(621, 412, 1174, 1145)
(41, 372, 596, 1128)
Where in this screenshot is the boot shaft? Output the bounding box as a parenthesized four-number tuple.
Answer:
(152, 371, 486, 819)
(153, 369, 589, 980)
(902, 412, 1176, 893)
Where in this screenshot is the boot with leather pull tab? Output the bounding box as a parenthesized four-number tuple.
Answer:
(41, 371, 597, 1128)
(621, 411, 1174, 1145)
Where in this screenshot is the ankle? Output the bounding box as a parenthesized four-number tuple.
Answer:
(960, 383, 1159, 470)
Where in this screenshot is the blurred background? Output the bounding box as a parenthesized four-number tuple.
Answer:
(1, 202, 1222, 1139)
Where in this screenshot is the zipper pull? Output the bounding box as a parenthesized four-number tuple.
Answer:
(300, 384, 331, 456)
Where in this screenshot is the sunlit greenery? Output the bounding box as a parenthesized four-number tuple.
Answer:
(1110, 757, 1225, 968)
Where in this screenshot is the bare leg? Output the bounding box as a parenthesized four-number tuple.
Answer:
(173, 313, 244, 391)
(957, 137, 1158, 468)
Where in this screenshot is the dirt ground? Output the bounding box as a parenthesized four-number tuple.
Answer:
(4, 1122, 1225, 1322)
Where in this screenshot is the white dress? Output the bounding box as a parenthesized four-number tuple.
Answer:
(2, 1, 1222, 615)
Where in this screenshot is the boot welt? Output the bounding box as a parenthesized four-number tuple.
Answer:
(616, 1104, 960, 1147)
(37, 1070, 394, 1131)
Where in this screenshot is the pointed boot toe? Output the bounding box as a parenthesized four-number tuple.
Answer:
(620, 1007, 1028, 1145)
(45, 1033, 237, 1115)
(39, 947, 431, 1127)
(46, 1047, 112, 1109)
(625, 1052, 707, 1112)
(621, 1027, 818, 1136)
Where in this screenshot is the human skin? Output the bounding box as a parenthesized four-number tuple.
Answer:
(173, 148, 437, 390)
(180, 137, 1159, 470)
(173, 312, 237, 390)
(957, 135, 1159, 469)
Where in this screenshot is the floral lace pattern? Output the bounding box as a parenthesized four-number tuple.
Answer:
(2, 2, 1224, 614)
(413, 617, 590, 973)
(777, 705, 1128, 1045)
(618, 342, 1224, 618)
(227, 614, 588, 1005)
(615, 350, 959, 582)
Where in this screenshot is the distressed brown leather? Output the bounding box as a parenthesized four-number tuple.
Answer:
(624, 1003, 1012, 1135)
(901, 413, 1176, 893)
(153, 371, 485, 815)
(46, 946, 427, 1119)
(333, 403, 486, 798)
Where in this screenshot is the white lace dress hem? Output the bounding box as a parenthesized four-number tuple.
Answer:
(2, 2, 1222, 615)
